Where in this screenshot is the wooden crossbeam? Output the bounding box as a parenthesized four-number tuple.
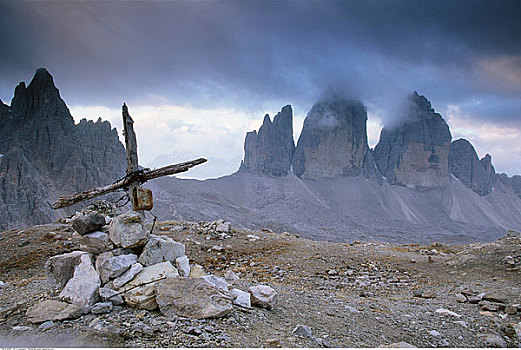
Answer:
(51, 158, 207, 209)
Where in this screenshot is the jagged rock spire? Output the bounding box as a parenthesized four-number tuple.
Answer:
(373, 91, 452, 188)
(449, 139, 497, 196)
(240, 105, 295, 177)
(293, 96, 371, 178)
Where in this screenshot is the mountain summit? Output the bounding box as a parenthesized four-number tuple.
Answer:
(0, 68, 126, 230)
(374, 92, 452, 188)
(293, 97, 374, 178)
(240, 105, 295, 177)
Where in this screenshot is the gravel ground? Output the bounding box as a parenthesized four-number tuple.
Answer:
(0, 221, 520, 347)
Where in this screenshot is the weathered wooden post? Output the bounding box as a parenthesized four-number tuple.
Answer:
(51, 104, 207, 210)
(122, 103, 152, 211)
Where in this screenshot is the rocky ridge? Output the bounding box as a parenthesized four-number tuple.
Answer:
(0, 68, 126, 230)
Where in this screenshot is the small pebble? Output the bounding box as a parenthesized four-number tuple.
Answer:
(39, 321, 54, 331)
(429, 330, 441, 337)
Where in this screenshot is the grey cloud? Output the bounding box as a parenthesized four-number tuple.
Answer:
(0, 0, 520, 127)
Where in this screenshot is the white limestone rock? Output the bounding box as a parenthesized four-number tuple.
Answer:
(249, 285, 277, 310)
(58, 254, 101, 313)
(155, 276, 233, 319)
(231, 288, 251, 308)
(202, 275, 232, 294)
(138, 234, 185, 267)
(175, 255, 190, 277)
(108, 211, 149, 248)
(45, 251, 89, 290)
(113, 262, 143, 289)
(97, 254, 138, 284)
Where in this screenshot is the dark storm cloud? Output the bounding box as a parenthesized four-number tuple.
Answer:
(0, 0, 520, 123)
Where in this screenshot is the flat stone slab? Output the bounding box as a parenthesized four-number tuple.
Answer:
(26, 300, 82, 324)
(113, 263, 143, 289)
(155, 277, 233, 319)
(118, 261, 178, 293)
(73, 230, 114, 254)
(231, 288, 251, 308)
(97, 253, 138, 284)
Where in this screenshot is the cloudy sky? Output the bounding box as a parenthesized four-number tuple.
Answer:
(1, 0, 520, 178)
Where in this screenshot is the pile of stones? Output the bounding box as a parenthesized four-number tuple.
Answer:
(25, 210, 277, 325)
(454, 289, 520, 316)
(165, 219, 233, 240)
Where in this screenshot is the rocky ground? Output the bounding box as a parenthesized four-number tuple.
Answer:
(0, 216, 520, 348)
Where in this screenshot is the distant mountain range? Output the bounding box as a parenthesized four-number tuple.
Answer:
(148, 90, 521, 243)
(1, 69, 520, 243)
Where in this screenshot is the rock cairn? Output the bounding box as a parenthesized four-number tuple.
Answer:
(26, 210, 277, 324)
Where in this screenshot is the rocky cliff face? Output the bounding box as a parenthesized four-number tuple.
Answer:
(240, 105, 295, 177)
(293, 97, 372, 178)
(449, 138, 496, 196)
(0, 68, 126, 230)
(373, 92, 452, 188)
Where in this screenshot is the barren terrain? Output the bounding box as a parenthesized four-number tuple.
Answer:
(0, 219, 520, 347)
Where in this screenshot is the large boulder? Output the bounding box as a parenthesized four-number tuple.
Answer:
(118, 261, 178, 310)
(293, 96, 373, 178)
(96, 253, 138, 284)
(59, 254, 101, 313)
(108, 211, 149, 248)
(138, 234, 185, 267)
(202, 275, 232, 294)
(374, 92, 452, 188)
(45, 251, 89, 290)
(239, 105, 295, 177)
(71, 212, 106, 235)
(26, 300, 82, 324)
(73, 230, 114, 254)
(155, 277, 233, 319)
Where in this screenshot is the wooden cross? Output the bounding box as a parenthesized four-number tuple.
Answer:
(51, 104, 206, 210)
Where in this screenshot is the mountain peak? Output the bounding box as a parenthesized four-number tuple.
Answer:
(11, 68, 64, 118)
(27, 67, 59, 95)
(293, 97, 370, 178)
(240, 106, 295, 177)
(374, 92, 452, 188)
